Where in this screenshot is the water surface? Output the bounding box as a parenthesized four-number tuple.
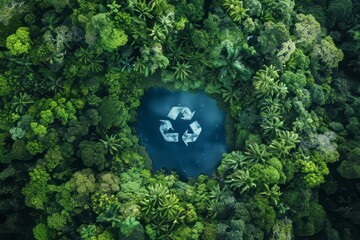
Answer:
(136, 88, 227, 179)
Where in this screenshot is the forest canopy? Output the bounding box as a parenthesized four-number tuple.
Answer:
(0, 0, 359, 239)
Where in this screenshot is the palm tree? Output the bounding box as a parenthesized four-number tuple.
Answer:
(260, 97, 291, 115)
(12, 93, 34, 114)
(279, 130, 300, 147)
(260, 184, 282, 205)
(119, 55, 135, 72)
(141, 183, 184, 239)
(269, 131, 300, 158)
(75, 47, 104, 73)
(253, 71, 276, 98)
(209, 184, 223, 202)
(134, 0, 154, 20)
(261, 117, 284, 137)
(100, 134, 122, 155)
(134, 57, 149, 76)
(223, 0, 248, 23)
(45, 75, 65, 95)
(275, 82, 288, 99)
(75, 47, 93, 64)
(150, 220, 170, 239)
(10, 56, 33, 72)
(166, 41, 185, 64)
(265, 65, 279, 79)
(207, 199, 219, 218)
(225, 170, 256, 194)
(159, 193, 180, 220)
(41, 12, 62, 32)
(259, 97, 282, 111)
(186, 51, 211, 67)
(211, 39, 251, 85)
(281, 98, 292, 113)
(172, 61, 192, 81)
(253, 65, 286, 98)
(260, 104, 282, 120)
(80, 225, 97, 240)
(205, 82, 222, 94)
(269, 139, 291, 158)
(245, 143, 270, 164)
(219, 151, 249, 177)
(141, 183, 169, 216)
(148, 23, 166, 42)
(87, 54, 104, 73)
(221, 86, 240, 104)
(158, 12, 174, 34)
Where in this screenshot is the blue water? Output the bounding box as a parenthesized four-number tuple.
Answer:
(136, 88, 228, 179)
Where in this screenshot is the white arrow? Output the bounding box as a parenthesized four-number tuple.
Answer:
(159, 120, 179, 142)
(181, 108, 196, 120)
(182, 121, 202, 146)
(167, 107, 195, 120)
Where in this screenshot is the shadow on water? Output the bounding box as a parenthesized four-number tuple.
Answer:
(136, 88, 228, 180)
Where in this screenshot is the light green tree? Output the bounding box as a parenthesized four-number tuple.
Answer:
(22, 166, 50, 210)
(6, 27, 31, 56)
(294, 14, 321, 50)
(86, 13, 128, 52)
(33, 223, 49, 240)
(312, 36, 344, 69)
(47, 210, 71, 231)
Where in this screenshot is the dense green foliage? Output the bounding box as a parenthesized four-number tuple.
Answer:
(0, 0, 359, 239)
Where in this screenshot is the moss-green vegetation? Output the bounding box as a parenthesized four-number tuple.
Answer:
(0, 0, 359, 239)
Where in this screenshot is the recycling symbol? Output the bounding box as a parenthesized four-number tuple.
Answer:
(159, 106, 202, 146)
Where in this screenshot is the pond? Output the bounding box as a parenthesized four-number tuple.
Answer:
(136, 88, 228, 179)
